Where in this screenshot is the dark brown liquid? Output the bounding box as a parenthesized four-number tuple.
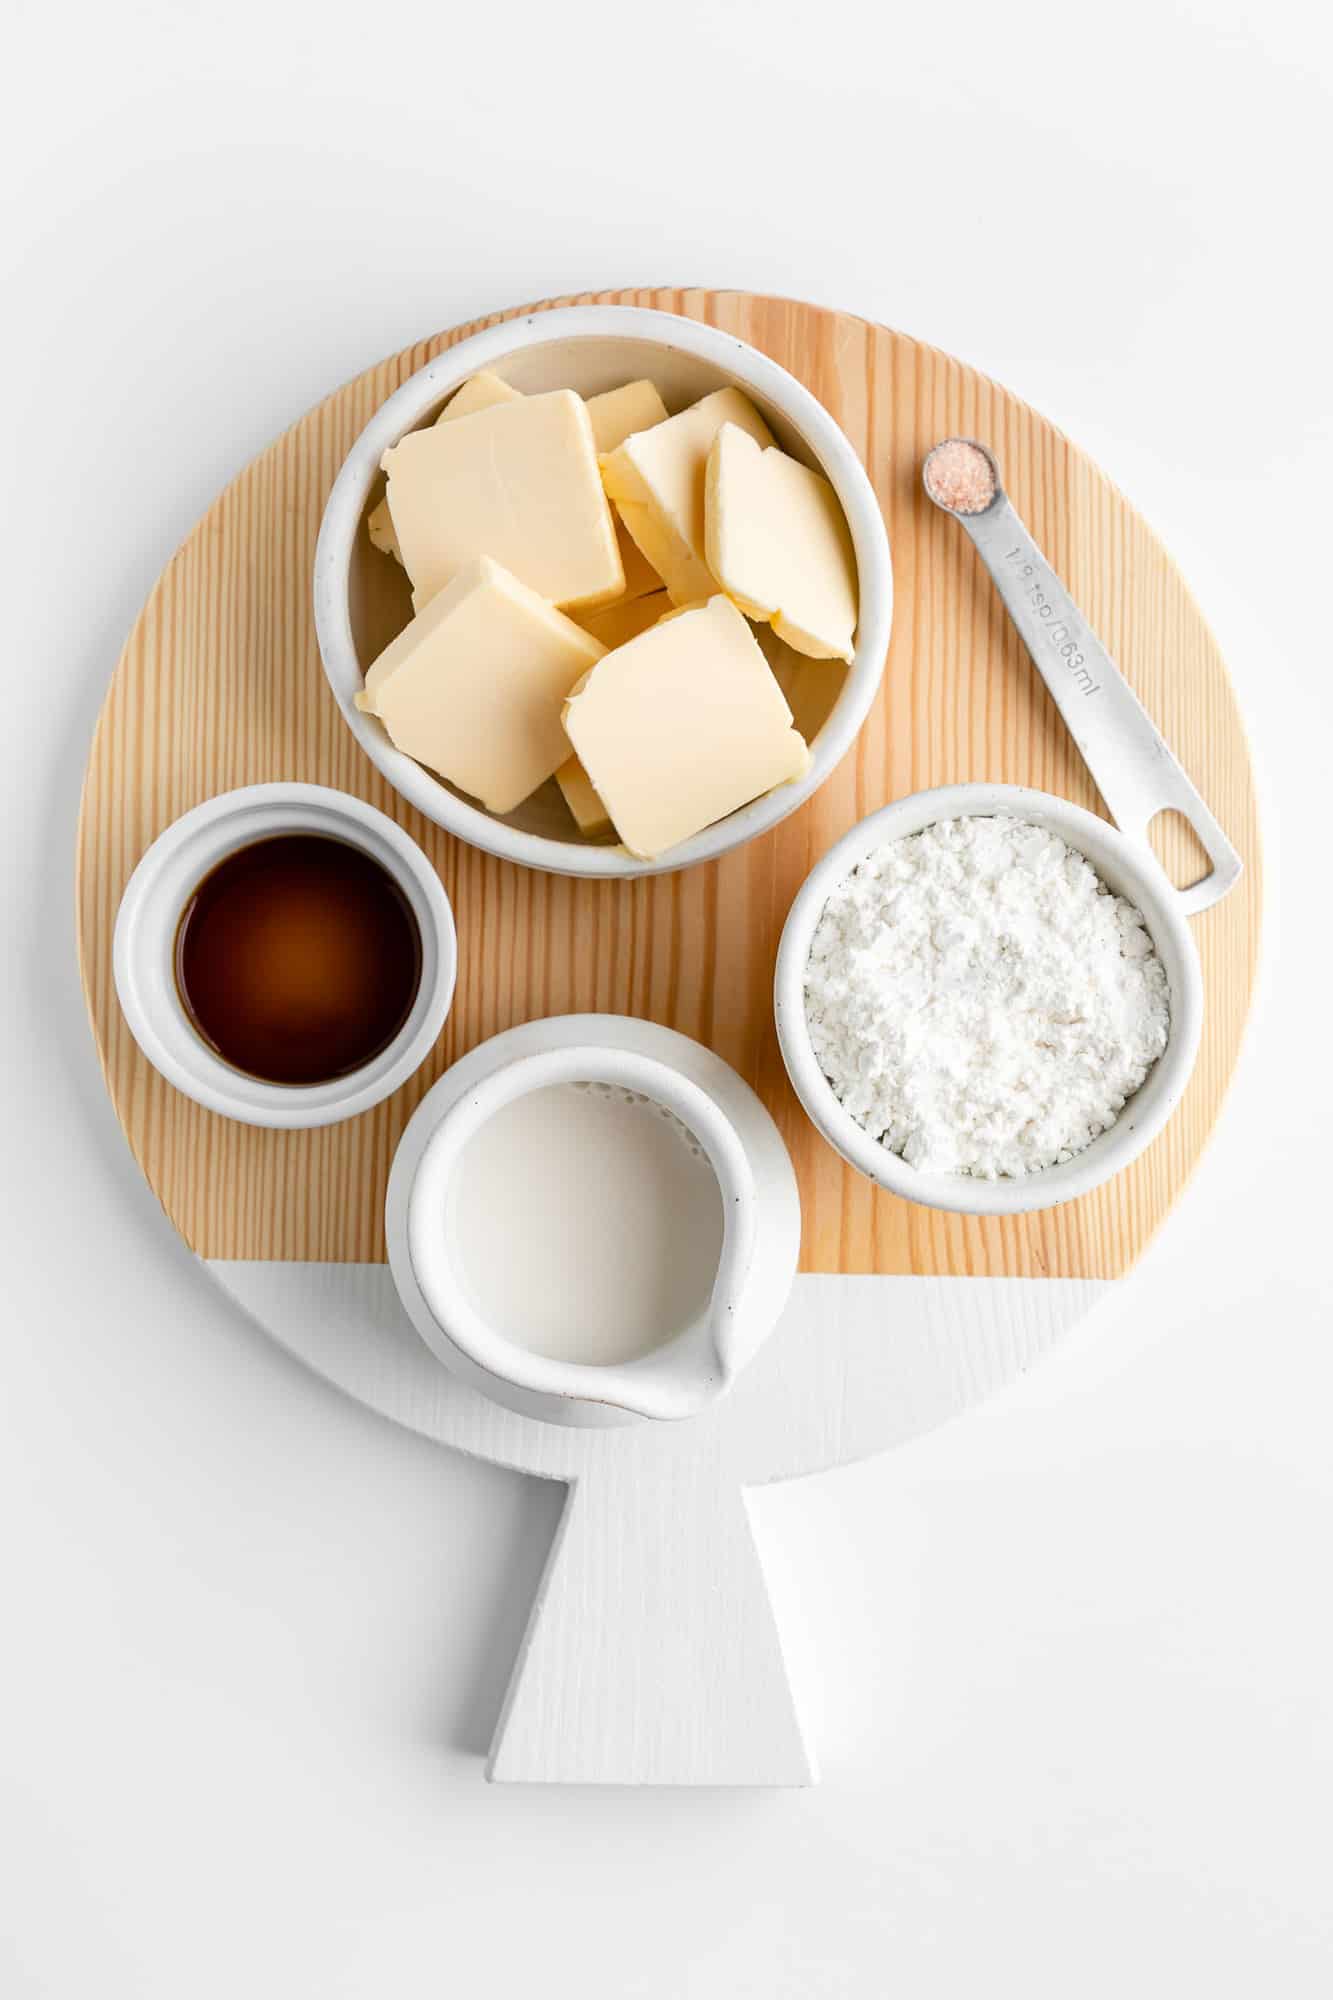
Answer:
(175, 834, 422, 1086)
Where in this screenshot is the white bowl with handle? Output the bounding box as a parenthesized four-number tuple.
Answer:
(314, 304, 892, 879)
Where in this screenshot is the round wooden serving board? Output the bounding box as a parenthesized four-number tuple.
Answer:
(77, 288, 1261, 1283)
(75, 291, 1262, 1785)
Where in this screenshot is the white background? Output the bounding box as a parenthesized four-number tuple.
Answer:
(4, 1, 1331, 1992)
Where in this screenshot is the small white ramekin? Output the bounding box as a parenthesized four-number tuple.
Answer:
(774, 783, 1205, 1216)
(313, 304, 893, 879)
(113, 782, 457, 1128)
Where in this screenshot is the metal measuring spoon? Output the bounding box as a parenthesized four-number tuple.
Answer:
(922, 437, 1241, 915)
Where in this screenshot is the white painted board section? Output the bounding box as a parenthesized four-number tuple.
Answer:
(211, 1262, 1106, 1782)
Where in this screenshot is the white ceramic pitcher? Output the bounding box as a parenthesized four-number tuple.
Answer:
(388, 1016, 802, 1425)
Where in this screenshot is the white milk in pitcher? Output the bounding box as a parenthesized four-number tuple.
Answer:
(445, 1082, 724, 1365)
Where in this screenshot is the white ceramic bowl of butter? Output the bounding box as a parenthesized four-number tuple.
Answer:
(314, 305, 893, 879)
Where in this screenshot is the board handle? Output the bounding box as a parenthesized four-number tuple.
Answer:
(960, 495, 1242, 917)
(488, 1464, 815, 1786)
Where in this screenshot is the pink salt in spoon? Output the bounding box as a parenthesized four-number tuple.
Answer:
(922, 436, 1241, 914)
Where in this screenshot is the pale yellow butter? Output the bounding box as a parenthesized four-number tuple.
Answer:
(555, 756, 612, 837)
(614, 520, 663, 600)
(705, 423, 858, 661)
(573, 589, 670, 650)
(756, 624, 849, 743)
(367, 496, 402, 562)
(356, 555, 605, 814)
(586, 382, 668, 597)
(563, 595, 809, 859)
(433, 370, 522, 425)
(585, 379, 669, 454)
(601, 387, 775, 605)
(381, 390, 623, 613)
(368, 374, 525, 562)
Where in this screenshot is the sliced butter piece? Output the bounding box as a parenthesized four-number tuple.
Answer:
(601, 387, 774, 605)
(357, 555, 604, 814)
(705, 423, 858, 661)
(367, 496, 401, 562)
(382, 390, 623, 613)
(368, 375, 525, 565)
(585, 379, 669, 454)
(434, 370, 522, 425)
(563, 595, 809, 859)
(555, 756, 612, 837)
(586, 382, 669, 596)
(615, 519, 664, 600)
(573, 589, 670, 650)
(757, 624, 849, 743)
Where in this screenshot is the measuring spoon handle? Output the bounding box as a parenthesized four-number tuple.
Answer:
(960, 495, 1242, 916)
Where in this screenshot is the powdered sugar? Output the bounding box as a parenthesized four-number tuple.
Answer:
(804, 815, 1171, 1179)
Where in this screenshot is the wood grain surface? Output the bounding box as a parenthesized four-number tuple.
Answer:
(75, 288, 1261, 1276)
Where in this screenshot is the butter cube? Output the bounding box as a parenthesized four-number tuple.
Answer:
(367, 496, 402, 562)
(563, 595, 809, 859)
(366, 374, 524, 564)
(615, 520, 664, 600)
(705, 424, 858, 661)
(555, 756, 612, 837)
(357, 556, 605, 814)
(757, 624, 849, 743)
(601, 388, 774, 605)
(382, 390, 623, 613)
(585, 379, 669, 454)
(434, 370, 522, 425)
(586, 382, 669, 597)
(574, 589, 670, 650)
